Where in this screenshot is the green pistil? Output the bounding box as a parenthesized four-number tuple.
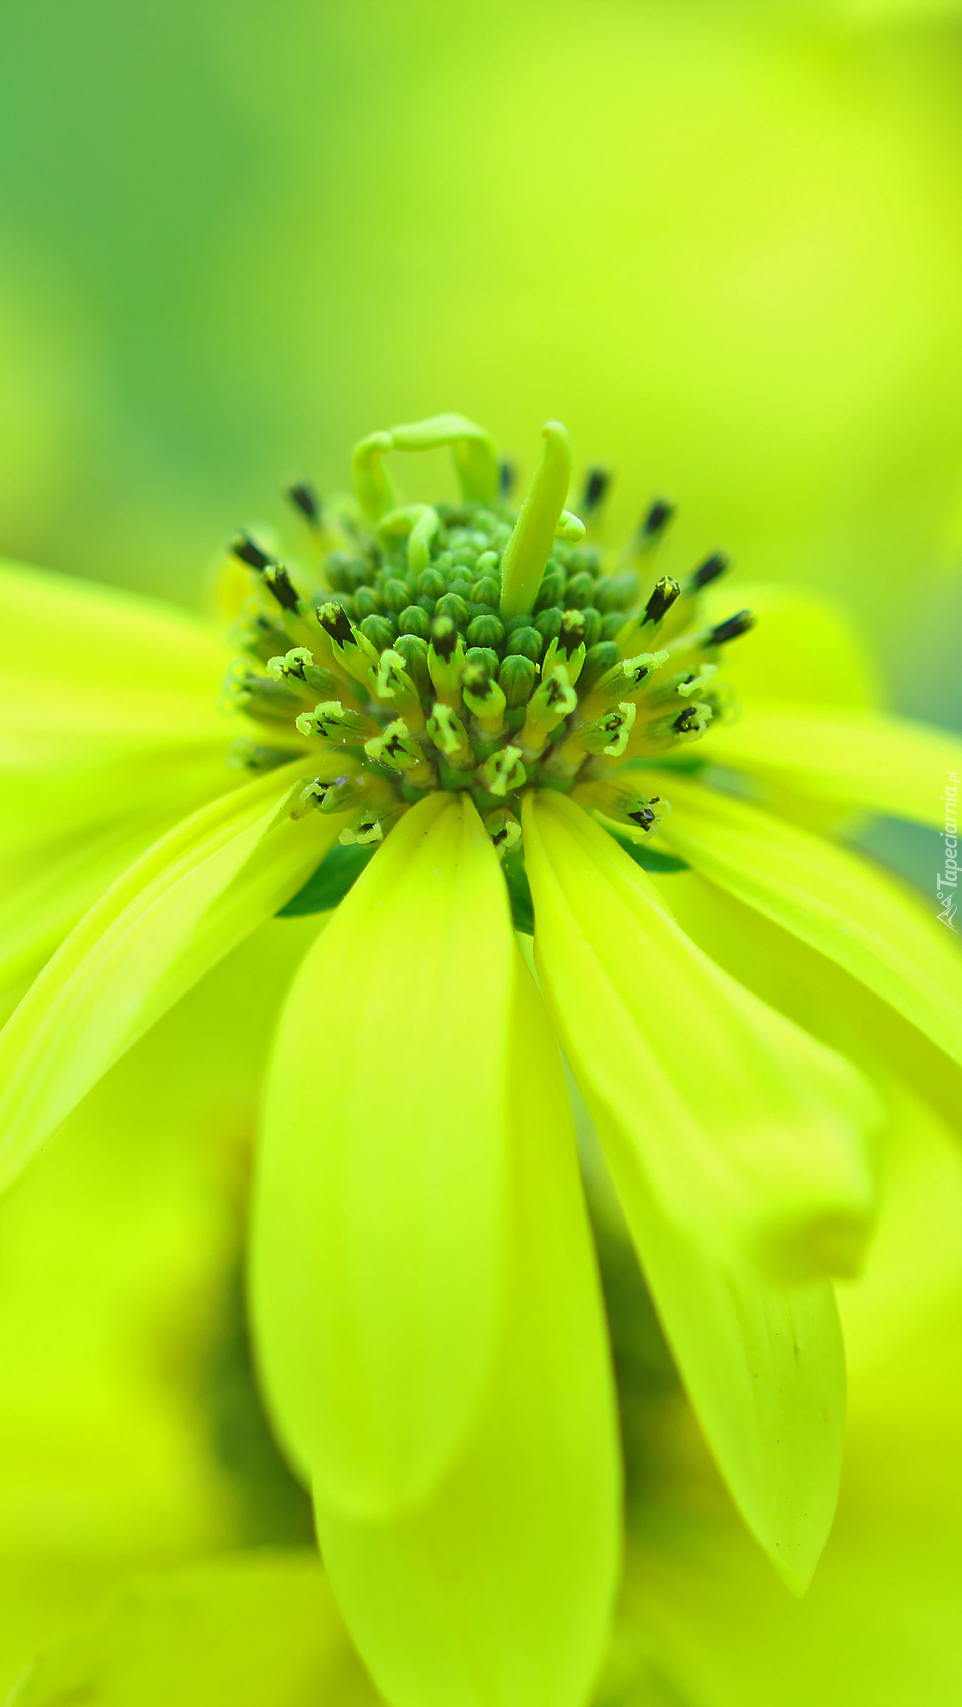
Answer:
(223, 416, 752, 856)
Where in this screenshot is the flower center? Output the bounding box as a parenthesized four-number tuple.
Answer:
(222, 435, 752, 860)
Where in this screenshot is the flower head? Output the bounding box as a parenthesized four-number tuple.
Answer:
(1, 414, 961, 1707)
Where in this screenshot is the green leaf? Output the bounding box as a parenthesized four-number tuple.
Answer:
(276, 840, 375, 916)
(503, 849, 535, 934)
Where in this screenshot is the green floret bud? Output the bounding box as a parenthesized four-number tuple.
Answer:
(393, 633, 431, 695)
(506, 626, 542, 662)
(466, 614, 504, 649)
(398, 604, 432, 638)
(435, 592, 471, 628)
(417, 567, 447, 600)
(360, 614, 396, 651)
(498, 654, 537, 708)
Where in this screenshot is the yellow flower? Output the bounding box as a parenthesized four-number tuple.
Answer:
(1, 413, 960, 1707)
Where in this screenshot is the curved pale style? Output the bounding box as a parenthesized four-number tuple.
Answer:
(701, 703, 962, 828)
(251, 794, 518, 1520)
(0, 760, 341, 1190)
(523, 792, 879, 1283)
(314, 951, 620, 1707)
(652, 776, 962, 1069)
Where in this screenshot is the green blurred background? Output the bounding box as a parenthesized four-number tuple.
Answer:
(2, 0, 962, 733)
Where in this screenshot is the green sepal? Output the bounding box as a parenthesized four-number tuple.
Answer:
(503, 850, 535, 934)
(276, 840, 375, 916)
(607, 832, 689, 874)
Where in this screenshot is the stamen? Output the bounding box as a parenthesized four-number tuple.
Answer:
(294, 701, 378, 744)
(484, 808, 522, 857)
(708, 610, 755, 646)
(428, 618, 465, 709)
(519, 668, 578, 758)
(285, 476, 322, 527)
(228, 529, 273, 571)
(478, 745, 526, 797)
(364, 719, 435, 787)
(689, 551, 729, 591)
(427, 704, 474, 769)
(638, 498, 675, 543)
(615, 577, 681, 654)
(581, 468, 611, 515)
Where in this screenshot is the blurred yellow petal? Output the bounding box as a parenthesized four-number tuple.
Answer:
(619, 1082, 962, 1707)
(0, 761, 339, 1191)
(251, 793, 517, 1520)
(0, 556, 225, 703)
(609, 1144, 846, 1596)
(8, 1551, 382, 1707)
(654, 776, 962, 1068)
(523, 791, 878, 1283)
(703, 704, 962, 827)
(699, 582, 880, 710)
(315, 950, 620, 1707)
(0, 750, 240, 1017)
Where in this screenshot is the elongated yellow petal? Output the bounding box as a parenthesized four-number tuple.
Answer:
(702, 704, 962, 828)
(523, 792, 878, 1283)
(600, 1127, 845, 1594)
(314, 949, 620, 1707)
(653, 776, 962, 1070)
(251, 794, 517, 1520)
(0, 761, 338, 1191)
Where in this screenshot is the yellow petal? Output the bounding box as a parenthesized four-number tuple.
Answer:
(654, 776, 962, 1070)
(251, 794, 517, 1520)
(0, 761, 338, 1192)
(8, 1553, 382, 1707)
(601, 1126, 845, 1594)
(523, 792, 879, 1283)
(314, 949, 621, 1707)
(0, 555, 226, 699)
(702, 704, 962, 828)
(699, 582, 880, 711)
(0, 750, 239, 1016)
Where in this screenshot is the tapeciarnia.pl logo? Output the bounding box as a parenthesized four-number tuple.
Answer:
(937, 769, 958, 931)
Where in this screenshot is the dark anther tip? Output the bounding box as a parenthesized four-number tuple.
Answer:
(559, 609, 588, 655)
(264, 566, 301, 612)
(640, 498, 676, 540)
(673, 706, 700, 733)
(628, 806, 656, 831)
(644, 577, 681, 625)
(708, 609, 754, 647)
(499, 459, 516, 498)
(581, 467, 611, 514)
(320, 602, 355, 645)
(229, 529, 273, 571)
(286, 477, 321, 525)
(431, 616, 458, 661)
(691, 551, 730, 590)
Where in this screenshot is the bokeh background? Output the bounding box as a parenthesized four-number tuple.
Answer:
(3, 0, 962, 1697)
